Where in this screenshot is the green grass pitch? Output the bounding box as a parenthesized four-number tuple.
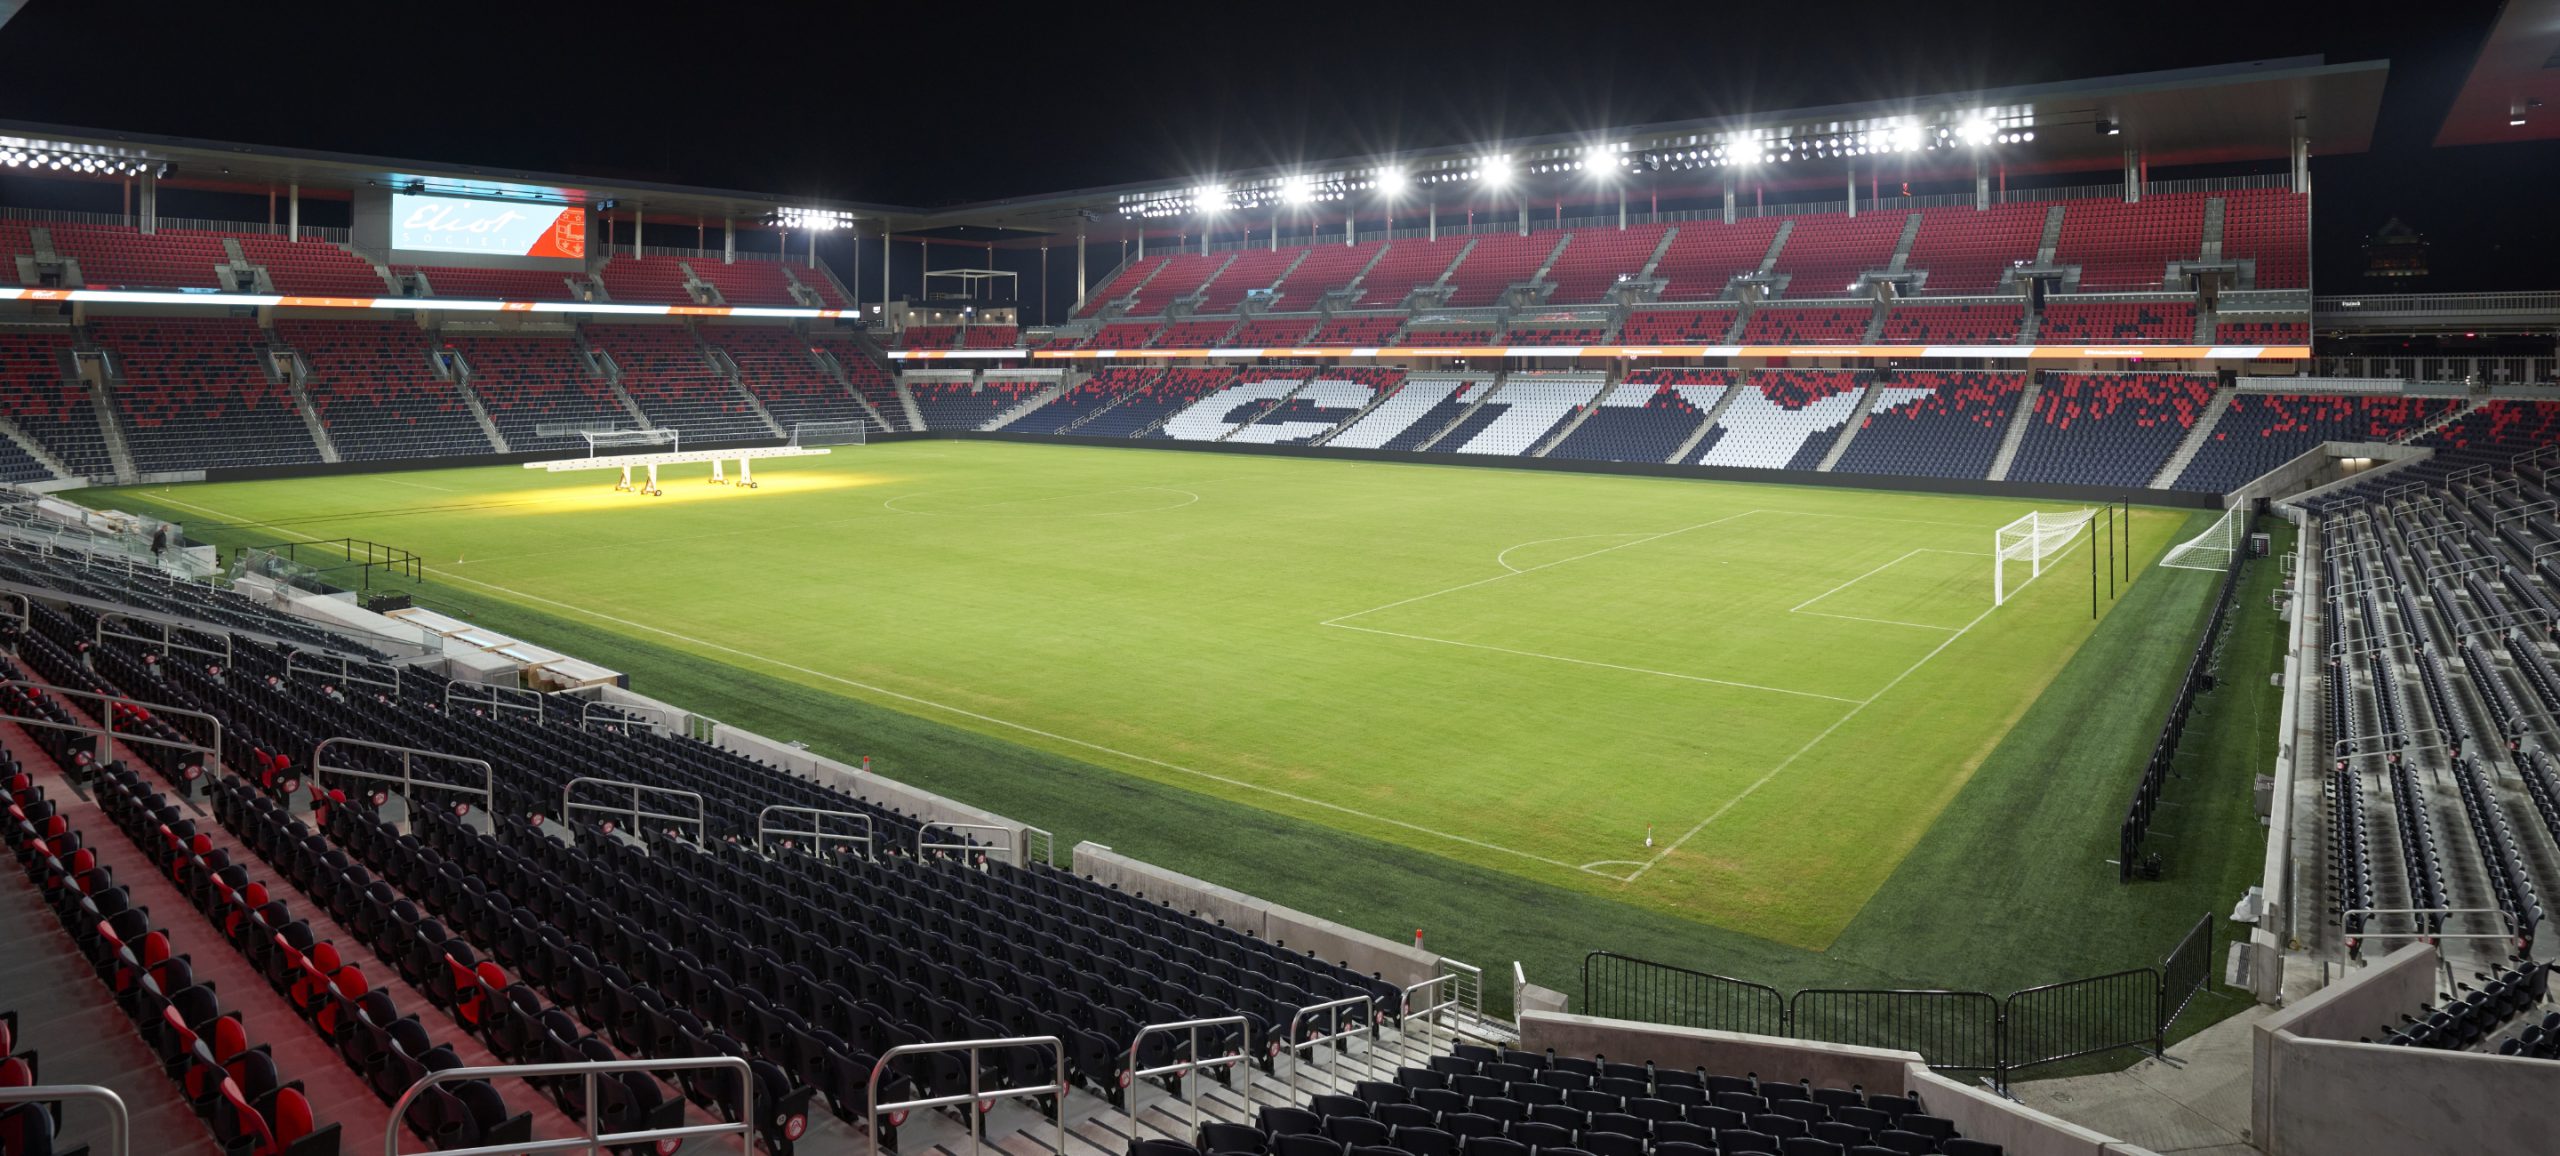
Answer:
(84, 441, 2275, 1012)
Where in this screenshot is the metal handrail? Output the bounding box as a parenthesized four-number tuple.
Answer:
(381, 1055, 751, 1156)
(96, 610, 231, 665)
(313, 737, 493, 816)
(757, 804, 874, 858)
(1124, 1016, 1250, 1136)
(283, 649, 405, 694)
(0, 1084, 127, 1156)
(575, 697, 677, 735)
(0, 678, 222, 789)
(865, 1036, 1067, 1156)
(917, 821, 1015, 865)
(444, 680, 544, 722)
(1399, 974, 1463, 1068)
(1283, 994, 1374, 1101)
(561, 776, 705, 841)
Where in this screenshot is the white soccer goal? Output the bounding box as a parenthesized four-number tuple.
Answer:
(1993, 508, 2098, 605)
(789, 420, 869, 448)
(584, 428, 679, 455)
(2160, 505, 2247, 572)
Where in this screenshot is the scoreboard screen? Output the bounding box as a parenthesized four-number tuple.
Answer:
(392, 193, 585, 259)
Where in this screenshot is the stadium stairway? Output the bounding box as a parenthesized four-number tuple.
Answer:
(0, 730, 225, 1156)
(1665, 386, 1742, 465)
(84, 378, 139, 484)
(279, 373, 343, 465)
(1983, 375, 2046, 482)
(2147, 385, 2239, 489)
(0, 413, 73, 482)
(1813, 378, 1887, 471)
(985, 380, 1070, 432)
(1414, 378, 1504, 451)
(0, 717, 402, 1154)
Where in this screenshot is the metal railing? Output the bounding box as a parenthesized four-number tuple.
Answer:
(1582, 922, 2215, 1091)
(1021, 824, 1056, 866)
(1282, 994, 1374, 1101)
(575, 697, 677, 735)
(284, 649, 404, 694)
(917, 821, 1016, 865)
(1581, 951, 1788, 1038)
(561, 777, 705, 842)
(383, 1055, 751, 1156)
(1398, 974, 1465, 1068)
(314, 737, 492, 818)
(757, 804, 874, 858)
(1125, 1016, 1250, 1135)
(0, 678, 222, 788)
(445, 680, 545, 722)
(0, 1084, 128, 1156)
(865, 1036, 1067, 1156)
(1437, 958, 1484, 1021)
(95, 610, 230, 665)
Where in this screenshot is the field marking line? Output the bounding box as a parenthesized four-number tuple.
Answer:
(1493, 532, 1651, 574)
(144, 491, 1602, 878)
(1765, 509, 2011, 530)
(1322, 621, 1867, 703)
(1623, 538, 2082, 883)
(1325, 509, 1768, 625)
(883, 485, 1201, 517)
(1788, 549, 1929, 615)
(1793, 611, 1959, 632)
(380, 477, 462, 494)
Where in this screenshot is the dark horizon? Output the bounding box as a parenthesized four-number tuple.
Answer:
(0, 0, 2551, 299)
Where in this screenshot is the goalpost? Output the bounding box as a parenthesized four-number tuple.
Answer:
(1993, 508, 2098, 605)
(789, 420, 870, 448)
(2160, 505, 2247, 572)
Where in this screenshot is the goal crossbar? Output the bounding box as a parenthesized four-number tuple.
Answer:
(1993, 508, 2096, 605)
(521, 444, 830, 495)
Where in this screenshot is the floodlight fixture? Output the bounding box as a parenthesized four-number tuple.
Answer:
(1957, 118, 1996, 147)
(1375, 167, 1407, 195)
(1479, 155, 1512, 187)
(771, 207, 855, 231)
(1280, 176, 1314, 205)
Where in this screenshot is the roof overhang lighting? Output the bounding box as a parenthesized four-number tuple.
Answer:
(0, 142, 165, 179)
(1479, 155, 1513, 188)
(769, 207, 855, 231)
(1375, 167, 1407, 196)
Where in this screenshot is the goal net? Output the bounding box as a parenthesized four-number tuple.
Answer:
(790, 420, 869, 448)
(1993, 508, 2097, 605)
(583, 428, 678, 455)
(2161, 506, 2247, 572)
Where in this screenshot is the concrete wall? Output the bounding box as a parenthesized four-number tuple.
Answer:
(1518, 1012, 1920, 1093)
(1075, 841, 1441, 989)
(2255, 947, 2560, 1156)
(1906, 1069, 2164, 1156)
(2231, 441, 2428, 509)
(2258, 1034, 2560, 1156)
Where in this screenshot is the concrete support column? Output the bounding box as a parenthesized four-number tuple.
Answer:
(1074, 227, 1087, 315)
(1723, 178, 1736, 225)
(287, 183, 300, 240)
(1973, 154, 1989, 210)
(633, 205, 643, 256)
(2123, 147, 2141, 203)
(1201, 227, 1209, 257)
(1618, 186, 1627, 230)
(1518, 201, 1528, 236)
(723, 217, 735, 263)
(1428, 202, 1437, 242)
(1845, 163, 1856, 219)
(809, 228, 818, 269)
(140, 173, 159, 235)
(1136, 228, 1145, 260)
(882, 231, 891, 305)
(1347, 212, 1355, 246)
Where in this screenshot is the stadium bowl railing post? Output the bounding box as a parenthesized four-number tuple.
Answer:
(1124, 1015, 1250, 1138)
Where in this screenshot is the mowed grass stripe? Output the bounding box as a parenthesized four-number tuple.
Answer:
(86, 442, 2213, 953)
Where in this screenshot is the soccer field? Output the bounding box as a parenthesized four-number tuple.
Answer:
(89, 441, 2212, 953)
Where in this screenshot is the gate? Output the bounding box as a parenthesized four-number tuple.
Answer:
(2004, 969, 2162, 1079)
(1790, 989, 2004, 1083)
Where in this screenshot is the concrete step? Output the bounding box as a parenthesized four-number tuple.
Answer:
(0, 884, 224, 1156)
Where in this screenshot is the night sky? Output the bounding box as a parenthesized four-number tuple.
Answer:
(0, 0, 2550, 296)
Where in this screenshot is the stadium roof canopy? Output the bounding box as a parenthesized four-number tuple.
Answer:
(0, 55, 2384, 245)
(2434, 0, 2560, 146)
